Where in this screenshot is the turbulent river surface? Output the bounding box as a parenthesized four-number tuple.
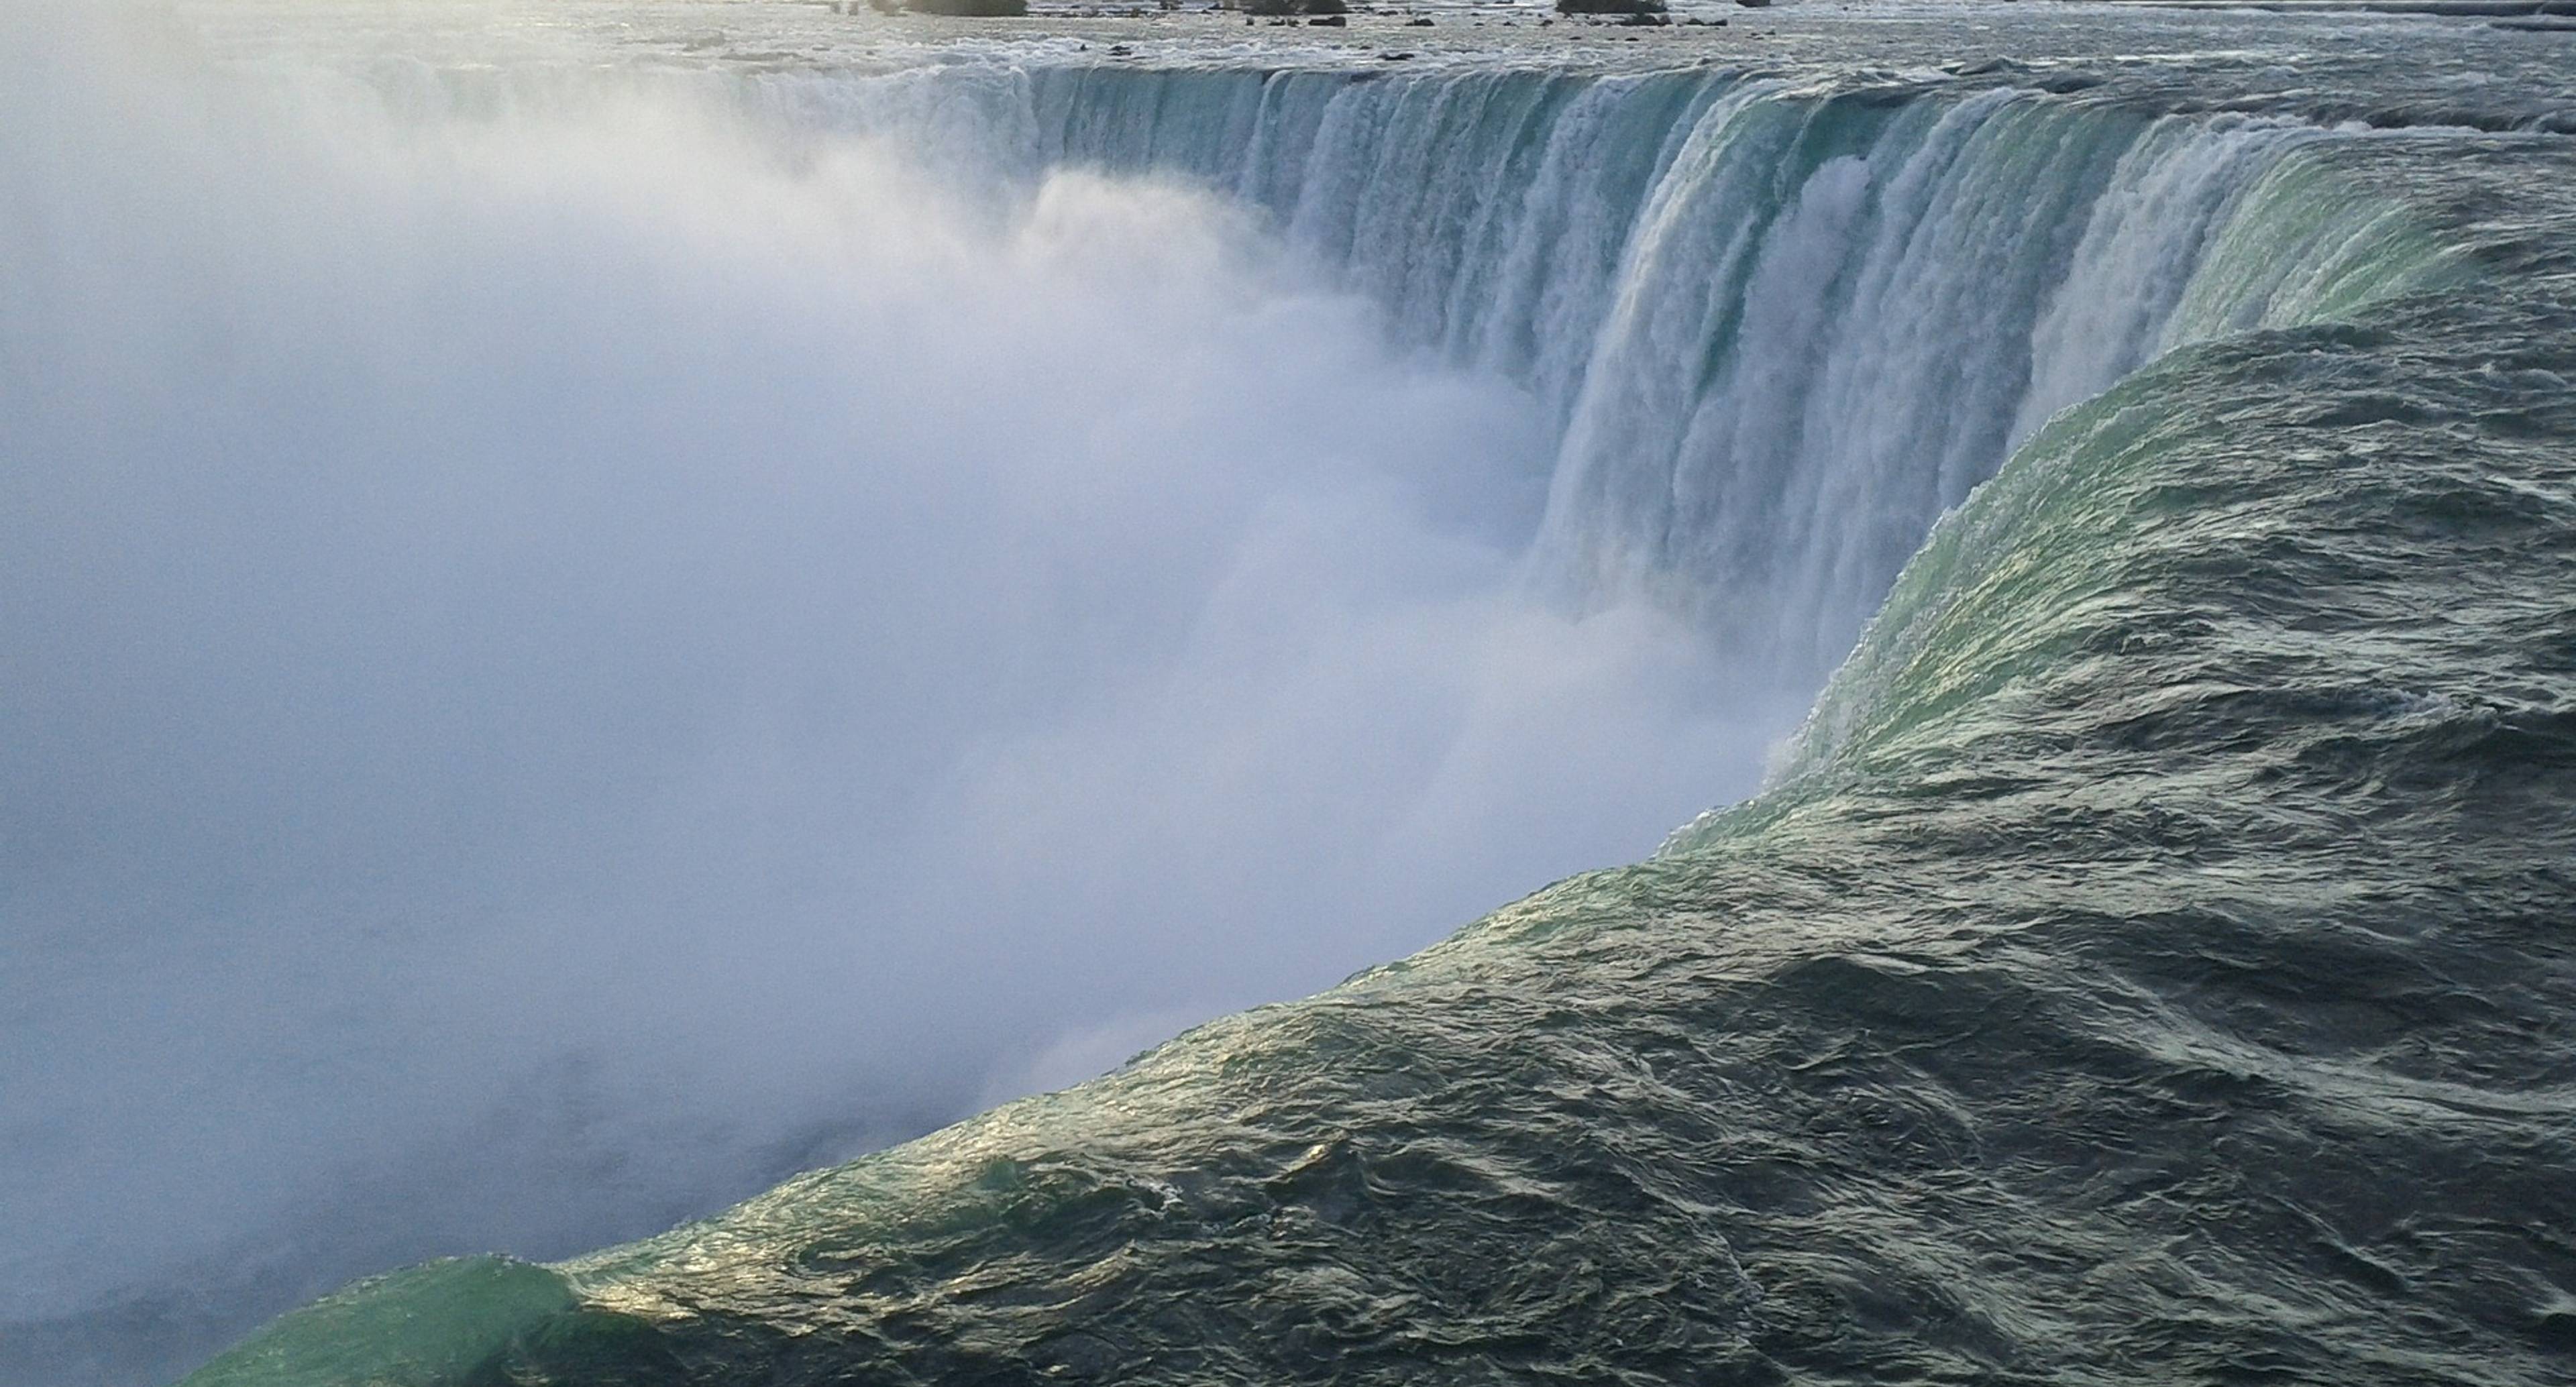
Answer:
(8, 1, 2576, 1384)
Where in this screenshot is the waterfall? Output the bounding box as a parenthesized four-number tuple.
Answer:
(845, 65, 2451, 689)
(6, 42, 2474, 1386)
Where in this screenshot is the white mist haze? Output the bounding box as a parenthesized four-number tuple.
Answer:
(1, 10, 1799, 1381)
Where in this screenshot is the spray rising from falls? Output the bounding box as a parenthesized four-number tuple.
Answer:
(3, 29, 2476, 1387)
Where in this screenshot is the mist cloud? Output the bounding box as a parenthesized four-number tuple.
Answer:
(0, 12, 1793, 1378)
